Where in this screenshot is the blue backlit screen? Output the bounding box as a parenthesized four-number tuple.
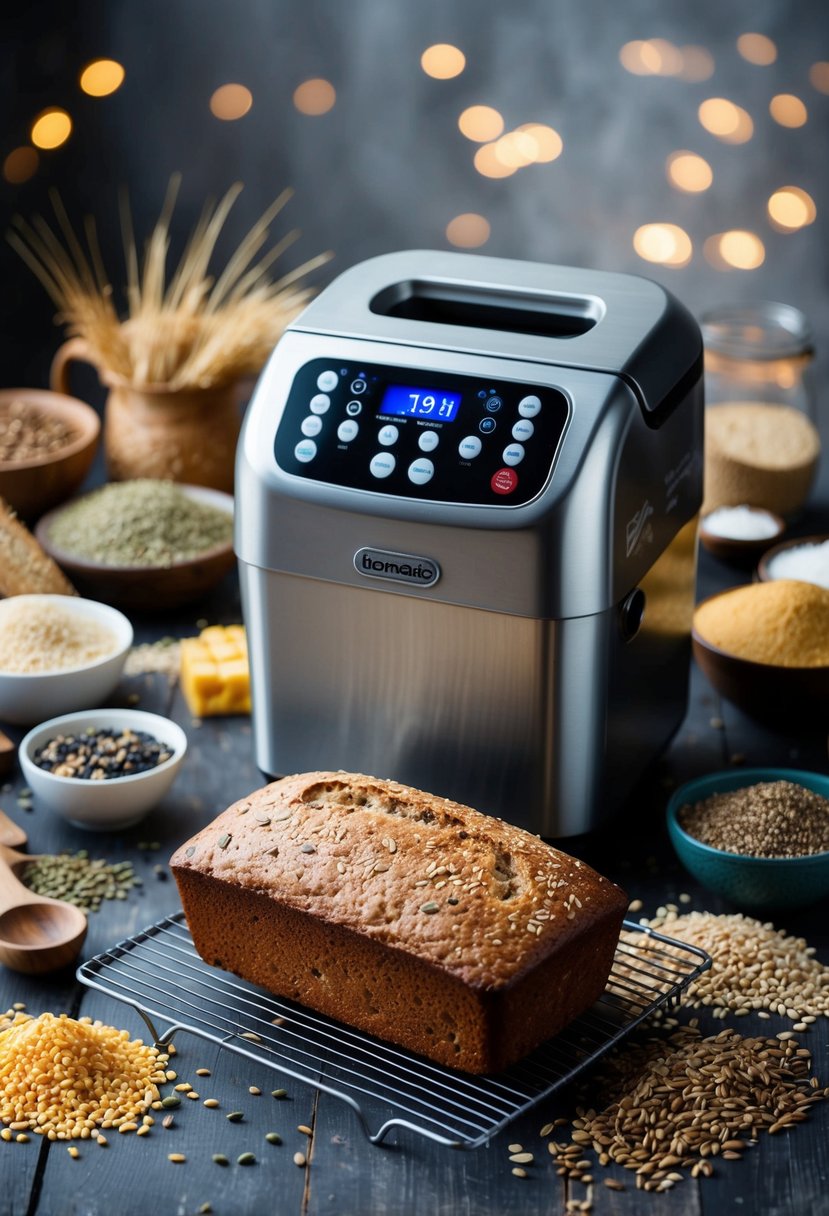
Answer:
(379, 385, 461, 422)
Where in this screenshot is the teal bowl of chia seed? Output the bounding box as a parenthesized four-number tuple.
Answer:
(667, 768, 829, 911)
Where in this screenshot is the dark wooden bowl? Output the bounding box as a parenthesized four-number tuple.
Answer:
(35, 485, 235, 612)
(756, 533, 829, 584)
(698, 510, 785, 565)
(0, 388, 100, 521)
(693, 596, 829, 727)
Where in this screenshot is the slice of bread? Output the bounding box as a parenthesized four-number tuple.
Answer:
(0, 496, 75, 597)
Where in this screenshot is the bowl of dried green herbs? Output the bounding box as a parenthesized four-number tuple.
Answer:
(36, 480, 235, 611)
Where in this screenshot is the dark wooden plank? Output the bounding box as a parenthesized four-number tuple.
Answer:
(5, 537, 829, 1215)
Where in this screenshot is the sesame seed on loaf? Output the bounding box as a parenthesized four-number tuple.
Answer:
(171, 772, 627, 1073)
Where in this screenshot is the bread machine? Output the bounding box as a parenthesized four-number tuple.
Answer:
(236, 251, 703, 836)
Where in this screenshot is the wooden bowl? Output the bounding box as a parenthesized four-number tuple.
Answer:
(692, 592, 829, 727)
(0, 389, 100, 521)
(698, 509, 785, 564)
(756, 533, 829, 585)
(35, 485, 235, 612)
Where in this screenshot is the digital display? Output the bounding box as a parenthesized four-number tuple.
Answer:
(379, 384, 461, 422)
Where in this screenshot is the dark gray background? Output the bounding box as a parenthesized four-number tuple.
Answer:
(1, 0, 827, 417)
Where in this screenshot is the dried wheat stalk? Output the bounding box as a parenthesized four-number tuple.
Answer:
(8, 175, 330, 390)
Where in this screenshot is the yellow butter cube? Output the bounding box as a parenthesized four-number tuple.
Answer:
(180, 624, 252, 717)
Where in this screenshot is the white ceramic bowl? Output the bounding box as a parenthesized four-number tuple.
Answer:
(19, 708, 188, 831)
(0, 595, 133, 726)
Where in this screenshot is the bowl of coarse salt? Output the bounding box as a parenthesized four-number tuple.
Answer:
(0, 595, 132, 726)
(699, 504, 785, 563)
(667, 768, 829, 910)
(757, 533, 829, 590)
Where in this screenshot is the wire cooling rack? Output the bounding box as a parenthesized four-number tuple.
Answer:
(78, 913, 710, 1149)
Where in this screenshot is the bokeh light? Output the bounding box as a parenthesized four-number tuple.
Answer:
(473, 143, 516, 179)
(79, 59, 125, 97)
(619, 39, 682, 76)
(210, 84, 253, 121)
(446, 213, 491, 248)
(421, 44, 465, 79)
(494, 130, 540, 169)
(698, 98, 753, 143)
(677, 46, 715, 81)
(666, 151, 712, 192)
(632, 224, 692, 268)
(458, 106, 503, 142)
(516, 123, 562, 162)
(736, 33, 777, 65)
(292, 79, 336, 116)
(30, 108, 72, 150)
(769, 94, 808, 127)
(767, 187, 817, 231)
(704, 231, 765, 270)
(810, 62, 829, 94)
(3, 147, 38, 184)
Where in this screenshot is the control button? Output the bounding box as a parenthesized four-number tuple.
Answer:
(294, 439, 317, 463)
(479, 416, 497, 435)
(301, 415, 323, 438)
(310, 393, 331, 415)
(503, 443, 525, 466)
(491, 467, 518, 495)
(485, 396, 502, 413)
(345, 400, 362, 417)
(518, 394, 541, 418)
(350, 378, 367, 394)
(418, 430, 439, 452)
(337, 419, 359, 442)
(317, 370, 338, 393)
(378, 424, 399, 446)
(458, 435, 482, 459)
(370, 452, 396, 479)
(408, 458, 434, 485)
(512, 419, 534, 441)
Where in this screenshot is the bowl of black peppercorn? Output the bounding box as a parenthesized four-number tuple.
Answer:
(19, 708, 188, 830)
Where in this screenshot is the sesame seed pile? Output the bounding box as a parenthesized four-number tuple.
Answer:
(0, 1009, 169, 1142)
(0, 598, 116, 674)
(678, 780, 829, 858)
(644, 910, 829, 1021)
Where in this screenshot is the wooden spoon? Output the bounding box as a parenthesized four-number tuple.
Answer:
(0, 809, 87, 974)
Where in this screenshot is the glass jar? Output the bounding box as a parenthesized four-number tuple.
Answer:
(700, 302, 819, 519)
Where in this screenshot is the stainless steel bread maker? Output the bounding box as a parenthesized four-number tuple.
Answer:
(236, 251, 703, 836)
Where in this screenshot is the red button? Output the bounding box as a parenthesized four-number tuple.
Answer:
(491, 467, 518, 495)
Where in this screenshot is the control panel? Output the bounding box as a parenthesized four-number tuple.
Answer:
(274, 358, 569, 506)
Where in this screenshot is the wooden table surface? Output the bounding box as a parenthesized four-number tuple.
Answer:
(1, 541, 827, 1216)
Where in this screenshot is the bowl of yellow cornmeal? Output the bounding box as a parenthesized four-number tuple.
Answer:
(692, 579, 829, 725)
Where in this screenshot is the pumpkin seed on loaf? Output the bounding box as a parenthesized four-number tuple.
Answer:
(694, 580, 829, 667)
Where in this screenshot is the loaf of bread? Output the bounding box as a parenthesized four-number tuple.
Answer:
(171, 772, 627, 1074)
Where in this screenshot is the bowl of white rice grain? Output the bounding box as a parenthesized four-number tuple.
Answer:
(0, 594, 132, 725)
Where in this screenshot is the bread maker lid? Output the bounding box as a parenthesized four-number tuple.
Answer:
(290, 251, 703, 426)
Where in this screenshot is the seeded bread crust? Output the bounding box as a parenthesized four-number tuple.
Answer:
(171, 771, 627, 1073)
(0, 496, 75, 597)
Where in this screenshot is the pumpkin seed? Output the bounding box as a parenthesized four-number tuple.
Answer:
(218, 834, 231, 850)
(265, 1132, 282, 1145)
(237, 1152, 256, 1166)
(226, 1111, 244, 1122)
(212, 1153, 229, 1166)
